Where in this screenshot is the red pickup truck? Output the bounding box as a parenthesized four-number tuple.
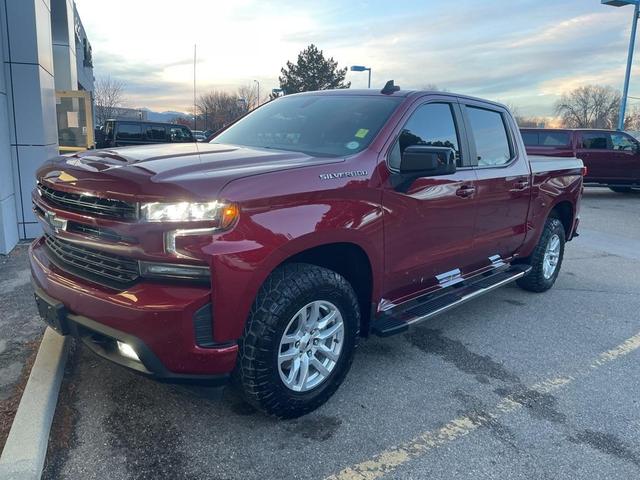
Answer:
(521, 128, 640, 193)
(30, 85, 583, 417)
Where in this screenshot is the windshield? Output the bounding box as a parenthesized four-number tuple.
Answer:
(211, 95, 402, 157)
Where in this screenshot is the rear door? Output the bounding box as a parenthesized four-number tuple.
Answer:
(460, 100, 531, 267)
(575, 131, 613, 182)
(381, 98, 479, 303)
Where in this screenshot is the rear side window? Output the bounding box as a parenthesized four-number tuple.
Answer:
(581, 133, 610, 150)
(521, 131, 538, 146)
(147, 125, 167, 141)
(466, 107, 512, 166)
(540, 132, 569, 146)
(388, 103, 461, 170)
(116, 123, 142, 140)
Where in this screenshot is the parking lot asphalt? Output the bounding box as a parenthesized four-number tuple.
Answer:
(42, 188, 640, 480)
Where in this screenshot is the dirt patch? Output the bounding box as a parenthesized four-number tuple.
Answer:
(0, 339, 40, 452)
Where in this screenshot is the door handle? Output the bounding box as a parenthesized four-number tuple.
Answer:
(455, 185, 476, 198)
(514, 179, 529, 190)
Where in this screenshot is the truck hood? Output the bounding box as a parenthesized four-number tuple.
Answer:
(37, 142, 342, 202)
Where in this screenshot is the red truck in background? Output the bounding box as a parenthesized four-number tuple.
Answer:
(521, 128, 640, 193)
(30, 84, 584, 418)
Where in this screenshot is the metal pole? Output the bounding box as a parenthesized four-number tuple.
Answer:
(367, 69, 371, 89)
(254, 79, 260, 108)
(619, 2, 640, 130)
(194, 44, 197, 131)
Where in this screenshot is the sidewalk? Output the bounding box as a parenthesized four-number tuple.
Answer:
(0, 243, 44, 450)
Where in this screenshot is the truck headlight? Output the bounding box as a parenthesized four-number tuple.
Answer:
(140, 201, 238, 226)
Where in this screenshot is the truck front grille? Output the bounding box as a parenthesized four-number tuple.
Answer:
(37, 182, 137, 220)
(44, 234, 139, 287)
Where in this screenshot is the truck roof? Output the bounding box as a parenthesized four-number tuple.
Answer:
(290, 88, 510, 110)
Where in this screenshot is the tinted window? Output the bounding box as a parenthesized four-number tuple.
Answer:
(581, 133, 610, 150)
(540, 132, 569, 146)
(213, 95, 402, 157)
(116, 123, 142, 140)
(170, 126, 194, 142)
(104, 121, 114, 140)
(467, 107, 512, 166)
(611, 132, 637, 151)
(388, 103, 461, 170)
(147, 125, 167, 141)
(521, 131, 538, 146)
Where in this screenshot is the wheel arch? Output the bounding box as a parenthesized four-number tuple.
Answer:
(550, 200, 574, 238)
(279, 242, 374, 337)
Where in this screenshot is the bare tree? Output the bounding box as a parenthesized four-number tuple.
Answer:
(504, 103, 545, 128)
(237, 84, 259, 111)
(196, 90, 246, 132)
(555, 85, 621, 129)
(94, 76, 126, 126)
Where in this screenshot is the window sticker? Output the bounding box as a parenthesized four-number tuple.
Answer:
(355, 128, 369, 139)
(346, 141, 360, 150)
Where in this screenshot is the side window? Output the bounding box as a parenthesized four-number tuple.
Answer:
(466, 106, 512, 166)
(611, 132, 637, 151)
(181, 127, 194, 141)
(388, 103, 461, 171)
(521, 131, 538, 146)
(104, 122, 114, 140)
(581, 132, 610, 150)
(170, 126, 194, 142)
(540, 132, 570, 146)
(147, 125, 167, 141)
(116, 123, 142, 140)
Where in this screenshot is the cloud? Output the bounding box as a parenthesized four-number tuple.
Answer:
(77, 0, 638, 116)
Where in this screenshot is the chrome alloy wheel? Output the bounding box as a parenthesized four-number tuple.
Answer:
(278, 300, 344, 392)
(543, 233, 561, 279)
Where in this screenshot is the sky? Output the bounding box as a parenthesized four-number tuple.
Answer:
(74, 0, 640, 117)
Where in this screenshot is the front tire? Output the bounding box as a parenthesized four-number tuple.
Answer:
(234, 263, 359, 418)
(516, 216, 565, 293)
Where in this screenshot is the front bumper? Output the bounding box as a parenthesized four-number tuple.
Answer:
(30, 237, 238, 382)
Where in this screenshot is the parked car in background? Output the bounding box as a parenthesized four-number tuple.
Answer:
(521, 128, 640, 193)
(96, 120, 195, 148)
(192, 130, 207, 142)
(31, 86, 583, 417)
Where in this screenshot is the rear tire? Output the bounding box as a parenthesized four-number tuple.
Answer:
(516, 217, 565, 293)
(609, 186, 635, 193)
(234, 263, 359, 418)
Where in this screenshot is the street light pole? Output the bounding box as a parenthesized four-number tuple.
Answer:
(603, 1, 640, 130)
(620, 1, 640, 130)
(254, 79, 260, 108)
(350, 65, 372, 88)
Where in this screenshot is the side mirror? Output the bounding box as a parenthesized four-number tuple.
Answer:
(399, 146, 456, 176)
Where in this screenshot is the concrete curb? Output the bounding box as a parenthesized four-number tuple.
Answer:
(0, 328, 69, 480)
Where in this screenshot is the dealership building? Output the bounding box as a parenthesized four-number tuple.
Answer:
(0, 0, 93, 254)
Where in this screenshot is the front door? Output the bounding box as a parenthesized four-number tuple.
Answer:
(576, 130, 636, 184)
(382, 100, 479, 304)
(609, 131, 640, 183)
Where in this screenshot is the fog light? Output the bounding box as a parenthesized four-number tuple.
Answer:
(117, 341, 140, 362)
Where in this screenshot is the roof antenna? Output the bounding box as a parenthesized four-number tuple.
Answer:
(381, 80, 400, 94)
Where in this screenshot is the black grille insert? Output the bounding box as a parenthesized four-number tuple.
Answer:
(37, 182, 137, 220)
(44, 234, 139, 287)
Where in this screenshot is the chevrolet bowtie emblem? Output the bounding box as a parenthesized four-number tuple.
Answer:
(44, 210, 68, 233)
